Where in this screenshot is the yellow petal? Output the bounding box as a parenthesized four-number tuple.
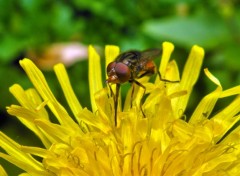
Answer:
(20, 146, 48, 158)
(212, 95, 240, 142)
(94, 88, 112, 122)
(19, 59, 77, 129)
(0, 165, 8, 176)
(9, 84, 49, 120)
(189, 69, 222, 123)
(159, 41, 174, 77)
(54, 63, 83, 123)
(7, 105, 51, 147)
(172, 45, 204, 118)
(105, 45, 120, 78)
(78, 108, 111, 133)
(88, 45, 103, 112)
(221, 124, 240, 144)
(0, 132, 45, 175)
(165, 60, 180, 82)
(36, 118, 81, 142)
(220, 85, 240, 98)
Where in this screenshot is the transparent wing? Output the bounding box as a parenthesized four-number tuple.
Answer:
(140, 48, 161, 61)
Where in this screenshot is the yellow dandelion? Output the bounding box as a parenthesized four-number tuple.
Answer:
(1, 42, 240, 175)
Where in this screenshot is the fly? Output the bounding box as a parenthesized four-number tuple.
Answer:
(106, 48, 178, 126)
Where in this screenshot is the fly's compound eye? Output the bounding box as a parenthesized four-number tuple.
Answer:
(115, 62, 131, 83)
(107, 62, 116, 75)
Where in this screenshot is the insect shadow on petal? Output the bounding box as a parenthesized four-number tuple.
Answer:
(106, 48, 179, 126)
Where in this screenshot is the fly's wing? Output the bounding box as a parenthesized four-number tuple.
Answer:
(132, 48, 161, 78)
(136, 48, 161, 70)
(115, 49, 160, 63)
(139, 48, 161, 61)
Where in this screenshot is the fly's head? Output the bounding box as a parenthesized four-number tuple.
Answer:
(106, 61, 131, 84)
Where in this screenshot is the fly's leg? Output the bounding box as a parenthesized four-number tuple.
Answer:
(157, 70, 179, 83)
(107, 83, 114, 97)
(130, 83, 135, 108)
(107, 83, 120, 126)
(114, 84, 120, 126)
(131, 79, 146, 118)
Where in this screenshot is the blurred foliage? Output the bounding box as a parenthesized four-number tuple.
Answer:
(0, 0, 240, 174)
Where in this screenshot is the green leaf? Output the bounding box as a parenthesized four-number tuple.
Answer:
(142, 15, 230, 49)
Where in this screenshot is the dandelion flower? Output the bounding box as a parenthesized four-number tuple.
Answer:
(1, 42, 240, 175)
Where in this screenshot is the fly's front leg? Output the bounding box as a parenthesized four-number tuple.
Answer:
(107, 83, 120, 126)
(130, 83, 135, 108)
(114, 84, 120, 126)
(107, 83, 114, 98)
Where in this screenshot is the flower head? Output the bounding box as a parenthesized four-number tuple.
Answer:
(1, 42, 240, 175)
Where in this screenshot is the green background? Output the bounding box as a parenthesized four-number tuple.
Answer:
(0, 0, 239, 175)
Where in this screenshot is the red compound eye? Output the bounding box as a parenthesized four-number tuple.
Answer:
(114, 62, 131, 83)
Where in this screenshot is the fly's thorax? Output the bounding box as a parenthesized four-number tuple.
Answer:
(116, 51, 141, 69)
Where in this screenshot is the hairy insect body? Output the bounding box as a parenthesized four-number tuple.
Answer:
(114, 50, 158, 81)
(106, 49, 162, 126)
